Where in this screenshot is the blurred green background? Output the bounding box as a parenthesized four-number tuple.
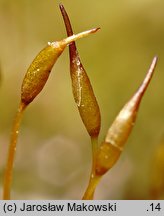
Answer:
(0, 0, 164, 199)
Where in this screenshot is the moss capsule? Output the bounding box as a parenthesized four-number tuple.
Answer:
(60, 4, 101, 138)
(96, 56, 158, 176)
(21, 28, 99, 106)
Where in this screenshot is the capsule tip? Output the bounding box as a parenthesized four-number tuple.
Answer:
(91, 27, 101, 33)
(154, 55, 158, 61)
(59, 3, 64, 9)
(151, 55, 158, 68)
(78, 27, 100, 36)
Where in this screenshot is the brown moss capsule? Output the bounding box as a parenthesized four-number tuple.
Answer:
(95, 56, 158, 176)
(60, 4, 101, 138)
(21, 28, 99, 106)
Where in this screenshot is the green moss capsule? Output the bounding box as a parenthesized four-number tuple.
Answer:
(21, 28, 99, 106)
(60, 4, 101, 138)
(96, 56, 158, 176)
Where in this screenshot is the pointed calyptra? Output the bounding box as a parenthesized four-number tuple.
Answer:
(21, 28, 99, 106)
(59, 4, 101, 138)
(95, 56, 158, 176)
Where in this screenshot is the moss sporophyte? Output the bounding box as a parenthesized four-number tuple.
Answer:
(59, 4, 101, 200)
(3, 23, 100, 200)
(2, 3, 158, 200)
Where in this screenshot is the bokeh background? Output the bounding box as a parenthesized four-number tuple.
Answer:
(0, 0, 164, 199)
